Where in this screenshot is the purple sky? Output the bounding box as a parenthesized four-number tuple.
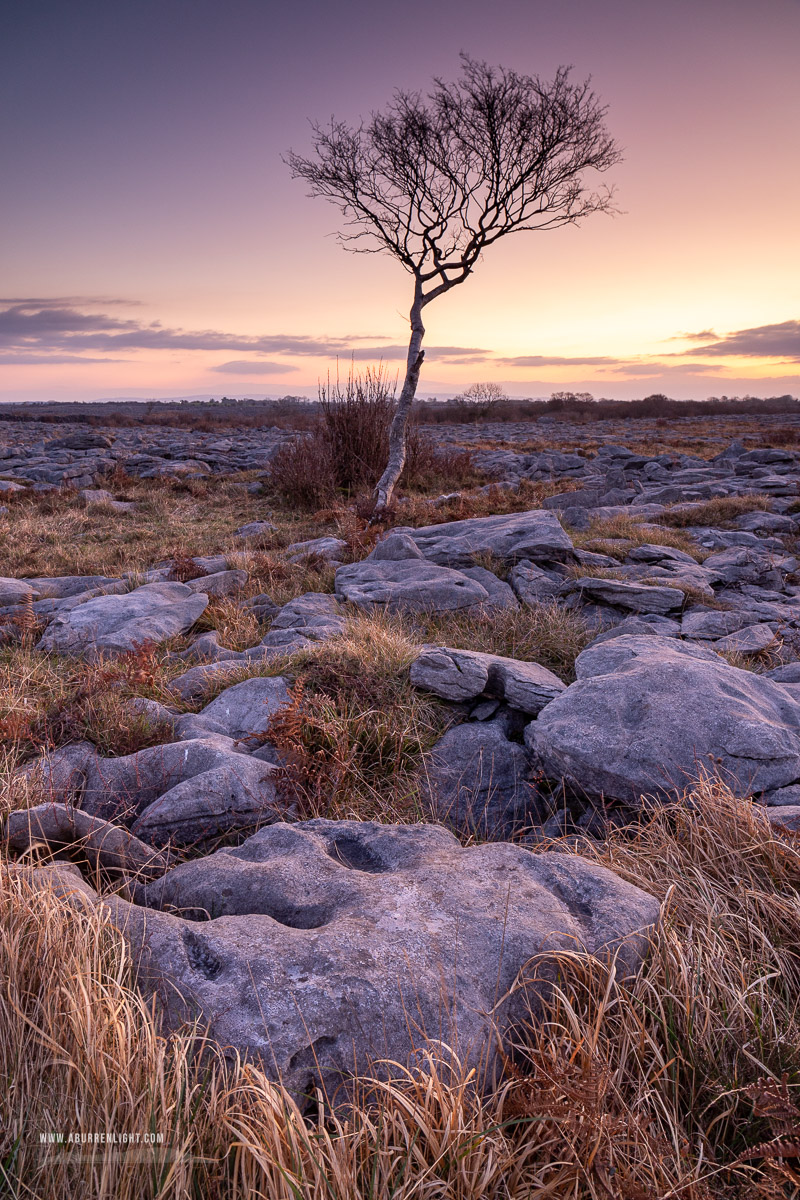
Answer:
(2, 0, 799, 402)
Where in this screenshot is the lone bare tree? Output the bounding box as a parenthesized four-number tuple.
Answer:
(287, 55, 622, 519)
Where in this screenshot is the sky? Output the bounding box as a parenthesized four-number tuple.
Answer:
(1, 0, 799, 404)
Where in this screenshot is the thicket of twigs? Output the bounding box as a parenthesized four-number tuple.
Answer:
(268, 366, 477, 508)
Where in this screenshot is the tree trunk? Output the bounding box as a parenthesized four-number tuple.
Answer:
(371, 288, 425, 521)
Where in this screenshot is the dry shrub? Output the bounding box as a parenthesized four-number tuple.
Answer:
(269, 366, 477, 509)
(168, 553, 206, 582)
(267, 431, 338, 509)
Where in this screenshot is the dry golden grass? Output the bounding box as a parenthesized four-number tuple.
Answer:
(0, 477, 332, 580)
(393, 477, 582, 529)
(3, 779, 800, 1197)
(0, 643, 184, 768)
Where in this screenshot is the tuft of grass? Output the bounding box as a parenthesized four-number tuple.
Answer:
(572, 514, 709, 561)
(224, 550, 337, 607)
(267, 612, 453, 821)
(192, 596, 265, 651)
(657, 494, 774, 528)
(409, 601, 594, 683)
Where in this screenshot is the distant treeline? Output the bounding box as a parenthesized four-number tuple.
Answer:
(419, 393, 800, 424)
(0, 392, 798, 430)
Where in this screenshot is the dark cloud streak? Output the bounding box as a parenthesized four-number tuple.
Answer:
(0, 301, 489, 364)
(680, 320, 800, 361)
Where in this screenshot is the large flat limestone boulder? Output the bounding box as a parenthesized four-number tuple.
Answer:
(36, 820, 658, 1104)
(405, 510, 576, 568)
(526, 635, 800, 803)
(36, 582, 208, 658)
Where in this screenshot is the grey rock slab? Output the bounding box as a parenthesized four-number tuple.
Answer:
(421, 721, 544, 839)
(526, 635, 800, 804)
(196, 676, 292, 746)
(702, 546, 786, 588)
(626, 562, 716, 600)
(286, 536, 348, 564)
(457, 566, 519, 611)
(36, 582, 209, 659)
(575, 549, 621, 570)
(335, 559, 491, 614)
(587, 614, 682, 646)
(768, 663, 800, 684)
(185, 570, 247, 597)
(625, 544, 698, 565)
(734, 511, 798, 535)
(366, 530, 425, 561)
(0, 577, 38, 606)
(80, 738, 257, 824)
(406, 509, 576, 568)
(760, 784, 800, 806)
(764, 806, 800, 833)
(681, 609, 762, 639)
(5, 804, 172, 877)
(175, 630, 243, 664)
(410, 646, 565, 714)
(17, 741, 99, 805)
(713, 624, 777, 654)
(110, 819, 659, 1101)
(188, 555, 230, 575)
(78, 488, 115, 504)
(168, 660, 257, 701)
(510, 560, 563, 604)
(46, 432, 112, 451)
(558, 507, 590, 531)
(567, 577, 684, 615)
(258, 591, 346, 654)
(131, 759, 286, 848)
(234, 521, 277, 539)
(542, 487, 602, 510)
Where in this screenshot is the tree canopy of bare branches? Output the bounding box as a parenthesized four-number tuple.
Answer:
(287, 55, 622, 517)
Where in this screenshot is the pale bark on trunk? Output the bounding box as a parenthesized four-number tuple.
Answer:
(371, 288, 425, 521)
